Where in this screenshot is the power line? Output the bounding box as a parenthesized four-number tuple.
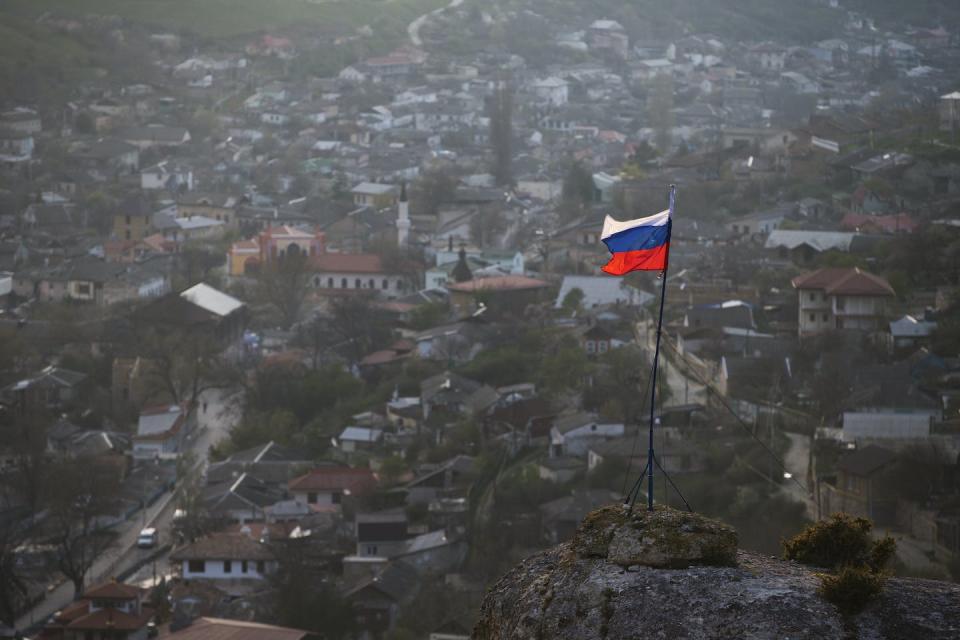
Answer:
(659, 336, 812, 497)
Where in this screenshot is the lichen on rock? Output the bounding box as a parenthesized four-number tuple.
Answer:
(572, 505, 738, 568)
(473, 506, 960, 640)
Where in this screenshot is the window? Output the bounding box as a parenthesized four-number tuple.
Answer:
(808, 293, 815, 302)
(341, 278, 347, 288)
(125, 215, 131, 225)
(241, 560, 248, 574)
(314, 277, 320, 287)
(836, 297, 845, 311)
(382, 279, 389, 289)
(256, 561, 266, 573)
(586, 340, 596, 354)
(822, 313, 828, 322)
(188, 560, 205, 573)
(366, 545, 378, 555)
(328, 277, 334, 288)
(809, 313, 815, 322)
(355, 278, 362, 289)
(332, 492, 342, 504)
(77, 283, 91, 296)
(223, 560, 232, 573)
(307, 492, 317, 504)
(598, 341, 608, 354)
(369, 278, 375, 289)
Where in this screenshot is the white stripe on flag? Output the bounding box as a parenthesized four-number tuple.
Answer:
(601, 208, 670, 240)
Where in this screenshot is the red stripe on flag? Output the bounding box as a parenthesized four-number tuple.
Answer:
(601, 244, 669, 276)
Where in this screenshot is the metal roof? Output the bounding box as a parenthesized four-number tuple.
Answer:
(180, 283, 244, 317)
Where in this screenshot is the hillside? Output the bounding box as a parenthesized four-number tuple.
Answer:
(475, 507, 960, 640)
(0, 0, 447, 39)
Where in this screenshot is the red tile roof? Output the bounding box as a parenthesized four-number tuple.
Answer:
(446, 275, 550, 293)
(166, 617, 309, 640)
(288, 466, 377, 493)
(312, 253, 385, 274)
(83, 580, 142, 600)
(67, 606, 154, 631)
(791, 267, 895, 297)
(170, 533, 275, 562)
(840, 212, 917, 234)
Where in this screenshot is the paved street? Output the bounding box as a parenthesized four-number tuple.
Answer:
(636, 318, 706, 406)
(14, 386, 242, 634)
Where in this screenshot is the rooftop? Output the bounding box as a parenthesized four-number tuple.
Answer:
(791, 268, 895, 297)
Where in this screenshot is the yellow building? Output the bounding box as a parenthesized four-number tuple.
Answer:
(177, 193, 241, 230)
(113, 213, 152, 242)
(228, 239, 260, 276)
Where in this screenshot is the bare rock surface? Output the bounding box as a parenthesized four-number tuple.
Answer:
(473, 506, 960, 640)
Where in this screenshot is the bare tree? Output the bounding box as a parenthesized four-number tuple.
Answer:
(0, 485, 36, 628)
(136, 325, 241, 409)
(46, 457, 120, 597)
(488, 80, 514, 186)
(328, 293, 393, 361)
(255, 251, 313, 330)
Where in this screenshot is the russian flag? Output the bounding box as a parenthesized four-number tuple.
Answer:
(601, 205, 672, 276)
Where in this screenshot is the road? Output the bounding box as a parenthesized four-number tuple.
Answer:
(635, 318, 706, 406)
(782, 432, 817, 519)
(14, 387, 241, 634)
(408, 0, 465, 47)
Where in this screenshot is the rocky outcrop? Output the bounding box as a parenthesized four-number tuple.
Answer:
(473, 506, 960, 640)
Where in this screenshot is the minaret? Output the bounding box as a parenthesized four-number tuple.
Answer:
(396, 182, 410, 247)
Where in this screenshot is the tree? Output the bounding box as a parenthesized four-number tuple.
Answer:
(647, 74, 674, 153)
(269, 542, 355, 637)
(488, 81, 514, 186)
(176, 244, 225, 290)
(562, 161, 594, 206)
(135, 323, 241, 409)
(408, 302, 450, 331)
(469, 207, 506, 248)
(328, 293, 393, 361)
(46, 457, 120, 597)
(561, 287, 585, 312)
(379, 455, 408, 485)
(0, 513, 32, 628)
(171, 452, 217, 543)
(74, 112, 95, 134)
(255, 250, 313, 330)
(410, 170, 457, 217)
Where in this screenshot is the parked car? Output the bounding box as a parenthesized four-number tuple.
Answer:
(137, 528, 158, 549)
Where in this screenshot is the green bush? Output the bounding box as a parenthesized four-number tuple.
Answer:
(783, 513, 896, 614)
(782, 513, 895, 572)
(817, 566, 886, 615)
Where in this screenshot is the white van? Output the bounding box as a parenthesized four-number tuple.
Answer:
(137, 528, 158, 549)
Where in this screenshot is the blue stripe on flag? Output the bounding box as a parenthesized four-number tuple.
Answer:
(602, 222, 671, 253)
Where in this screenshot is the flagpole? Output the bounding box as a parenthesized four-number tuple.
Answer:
(643, 185, 675, 511)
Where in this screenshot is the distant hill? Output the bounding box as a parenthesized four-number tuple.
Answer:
(0, 0, 446, 104)
(0, 0, 446, 39)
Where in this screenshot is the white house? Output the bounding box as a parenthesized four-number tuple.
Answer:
(287, 466, 377, 509)
(312, 253, 410, 297)
(171, 532, 277, 583)
(141, 161, 194, 191)
(338, 426, 384, 453)
(132, 404, 192, 459)
(532, 77, 569, 107)
(792, 268, 895, 337)
(842, 410, 936, 442)
(549, 413, 624, 457)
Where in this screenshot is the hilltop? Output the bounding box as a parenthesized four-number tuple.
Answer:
(0, 0, 446, 39)
(474, 507, 960, 639)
